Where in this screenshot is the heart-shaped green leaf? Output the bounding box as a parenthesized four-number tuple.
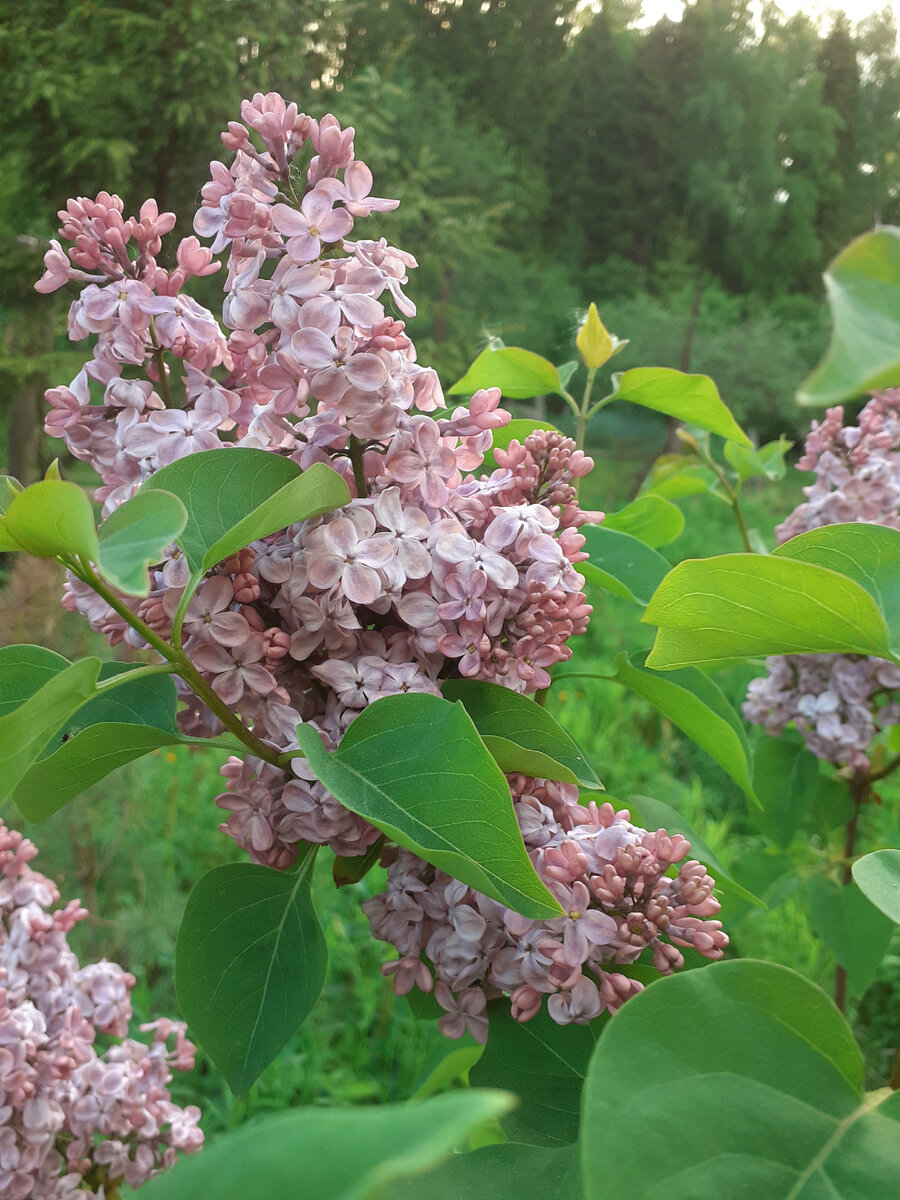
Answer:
(724, 436, 792, 482)
(805, 875, 895, 997)
(175, 861, 328, 1095)
(603, 367, 751, 446)
(852, 849, 900, 925)
(644, 554, 891, 669)
(296, 694, 563, 919)
(12, 664, 187, 821)
(441, 679, 602, 790)
(601, 495, 685, 548)
(0, 647, 101, 797)
(140, 1091, 516, 1200)
(581, 526, 671, 607)
(603, 654, 757, 803)
(386, 1142, 581, 1200)
(773, 523, 900, 652)
(798, 226, 900, 406)
(146, 449, 349, 574)
(751, 732, 823, 849)
(96, 489, 187, 596)
(3, 480, 99, 562)
(470, 1002, 603, 1147)
(582, 959, 900, 1200)
(448, 346, 565, 399)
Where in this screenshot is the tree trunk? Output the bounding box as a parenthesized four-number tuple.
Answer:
(3, 305, 54, 484)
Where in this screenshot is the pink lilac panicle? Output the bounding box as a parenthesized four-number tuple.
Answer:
(0, 822, 202, 1199)
(364, 783, 727, 1042)
(33, 92, 721, 1040)
(744, 390, 900, 769)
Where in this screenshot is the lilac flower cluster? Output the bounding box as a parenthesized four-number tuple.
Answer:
(37, 91, 728, 1033)
(0, 822, 202, 1198)
(364, 781, 726, 1040)
(744, 390, 900, 769)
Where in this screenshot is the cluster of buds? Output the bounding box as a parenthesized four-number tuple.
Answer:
(364, 781, 727, 1039)
(745, 390, 900, 769)
(36, 92, 726, 1036)
(0, 823, 202, 1198)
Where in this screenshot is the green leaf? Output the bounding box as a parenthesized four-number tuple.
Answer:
(146, 449, 349, 574)
(0, 654, 101, 798)
(3, 480, 99, 562)
(140, 1091, 516, 1200)
(386, 1142, 581, 1200)
(412, 1036, 484, 1100)
(175, 861, 328, 1095)
(440, 679, 602, 790)
(751, 733, 822, 849)
(604, 654, 757, 803)
(772, 523, 900, 652)
(852, 850, 900, 925)
(603, 367, 751, 446)
(805, 876, 895, 996)
(12, 664, 184, 821)
(644, 554, 891, 670)
(580, 525, 671, 607)
(557, 360, 579, 390)
(627, 793, 763, 907)
(601, 494, 685, 548)
(96, 489, 187, 596)
(641, 455, 716, 500)
(582, 960, 900, 1200)
(470, 1002, 602, 1147)
(296, 694, 562, 920)
(0, 476, 24, 546)
(448, 346, 565, 400)
(0, 475, 22, 513)
(798, 226, 900, 406)
(481, 418, 562, 474)
(724, 436, 792, 482)
(0, 644, 70, 717)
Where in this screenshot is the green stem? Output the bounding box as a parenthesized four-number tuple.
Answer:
(280, 170, 302, 208)
(574, 367, 598, 503)
(94, 662, 176, 691)
(700, 450, 753, 553)
(834, 771, 869, 1014)
(731, 487, 753, 554)
(148, 317, 175, 409)
(869, 752, 900, 783)
(347, 435, 369, 498)
(75, 563, 286, 768)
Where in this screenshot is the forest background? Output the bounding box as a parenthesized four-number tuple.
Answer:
(1, 0, 899, 1133)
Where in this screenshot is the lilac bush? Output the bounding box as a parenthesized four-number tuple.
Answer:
(0, 822, 201, 1198)
(30, 90, 728, 1043)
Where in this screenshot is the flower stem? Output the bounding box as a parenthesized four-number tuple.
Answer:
(834, 770, 869, 1014)
(148, 317, 175, 409)
(347, 435, 369, 498)
(75, 563, 285, 768)
(573, 367, 597, 503)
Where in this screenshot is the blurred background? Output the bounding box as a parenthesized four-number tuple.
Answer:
(1, 0, 899, 1135)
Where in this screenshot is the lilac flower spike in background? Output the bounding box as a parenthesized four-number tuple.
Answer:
(0, 823, 201, 1198)
(745, 389, 900, 769)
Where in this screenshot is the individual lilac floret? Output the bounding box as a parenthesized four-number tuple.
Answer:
(745, 390, 900, 770)
(0, 822, 202, 1198)
(363, 780, 728, 1041)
